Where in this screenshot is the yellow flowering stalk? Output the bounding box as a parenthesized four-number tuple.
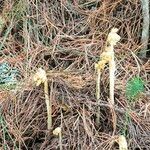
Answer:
(95, 28, 120, 124)
(107, 28, 121, 105)
(33, 68, 52, 130)
(53, 127, 62, 150)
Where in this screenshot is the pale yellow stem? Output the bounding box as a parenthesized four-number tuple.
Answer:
(96, 69, 101, 100)
(59, 131, 62, 150)
(44, 79, 52, 130)
(109, 51, 115, 105)
(96, 69, 101, 125)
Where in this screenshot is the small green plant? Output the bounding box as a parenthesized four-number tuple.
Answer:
(121, 77, 145, 139)
(126, 76, 145, 102)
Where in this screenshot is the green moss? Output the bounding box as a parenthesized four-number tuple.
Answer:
(126, 77, 144, 102)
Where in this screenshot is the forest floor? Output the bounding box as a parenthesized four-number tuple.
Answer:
(0, 0, 150, 150)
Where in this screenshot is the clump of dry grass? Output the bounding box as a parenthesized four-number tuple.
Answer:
(0, 0, 150, 149)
